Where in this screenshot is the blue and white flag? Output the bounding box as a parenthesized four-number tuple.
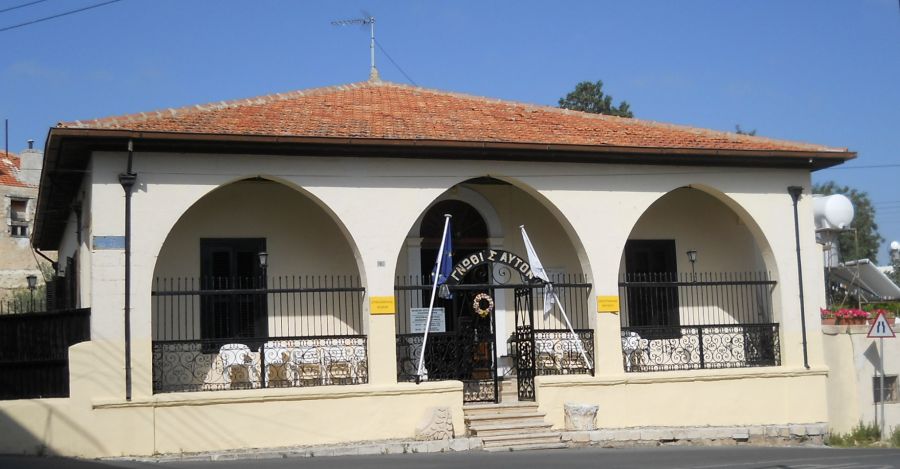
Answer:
(432, 218, 453, 299)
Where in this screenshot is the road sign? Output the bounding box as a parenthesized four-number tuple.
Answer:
(867, 312, 896, 338)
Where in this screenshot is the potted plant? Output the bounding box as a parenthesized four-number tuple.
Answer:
(820, 307, 869, 325)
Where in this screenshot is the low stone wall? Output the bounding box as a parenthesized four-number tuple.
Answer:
(562, 423, 828, 448)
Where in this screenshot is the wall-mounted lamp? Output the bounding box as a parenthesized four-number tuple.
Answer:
(258, 251, 268, 271)
(686, 250, 698, 281)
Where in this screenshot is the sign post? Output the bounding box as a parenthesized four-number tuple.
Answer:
(866, 311, 895, 441)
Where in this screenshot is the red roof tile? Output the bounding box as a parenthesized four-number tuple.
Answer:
(0, 151, 28, 188)
(58, 80, 847, 154)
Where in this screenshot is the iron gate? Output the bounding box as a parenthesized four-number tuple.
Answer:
(514, 287, 536, 401)
(395, 249, 592, 403)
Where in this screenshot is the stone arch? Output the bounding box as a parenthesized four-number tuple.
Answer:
(617, 183, 781, 327)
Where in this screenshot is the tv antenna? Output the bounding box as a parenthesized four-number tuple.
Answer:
(331, 14, 378, 80)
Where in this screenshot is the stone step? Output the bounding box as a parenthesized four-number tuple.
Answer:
(466, 411, 547, 423)
(468, 418, 549, 432)
(463, 402, 539, 416)
(481, 431, 562, 444)
(482, 442, 568, 452)
(483, 437, 563, 449)
(469, 421, 554, 437)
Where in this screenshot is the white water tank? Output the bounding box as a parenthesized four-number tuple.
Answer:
(813, 194, 854, 230)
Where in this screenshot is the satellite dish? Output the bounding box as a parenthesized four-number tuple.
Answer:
(813, 194, 854, 230)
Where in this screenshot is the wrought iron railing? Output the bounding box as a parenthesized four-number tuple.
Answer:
(621, 324, 780, 372)
(618, 272, 779, 372)
(395, 332, 496, 402)
(619, 271, 776, 327)
(1, 296, 48, 315)
(394, 274, 591, 334)
(152, 276, 365, 340)
(529, 329, 594, 376)
(0, 308, 91, 399)
(151, 276, 367, 393)
(153, 335, 368, 393)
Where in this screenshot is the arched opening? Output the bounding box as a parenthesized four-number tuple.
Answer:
(150, 178, 367, 393)
(618, 187, 780, 372)
(394, 177, 594, 403)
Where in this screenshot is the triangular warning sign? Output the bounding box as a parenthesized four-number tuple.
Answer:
(867, 311, 896, 339)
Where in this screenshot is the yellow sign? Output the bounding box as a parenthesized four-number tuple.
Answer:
(369, 296, 396, 315)
(597, 295, 620, 313)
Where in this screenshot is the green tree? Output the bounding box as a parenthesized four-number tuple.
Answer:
(813, 181, 884, 261)
(735, 124, 757, 136)
(558, 80, 633, 117)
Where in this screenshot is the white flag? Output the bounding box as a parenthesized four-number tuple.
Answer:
(520, 225, 555, 317)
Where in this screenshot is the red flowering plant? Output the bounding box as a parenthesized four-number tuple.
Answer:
(820, 308, 870, 320)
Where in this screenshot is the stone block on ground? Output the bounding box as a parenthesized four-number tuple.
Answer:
(564, 403, 599, 431)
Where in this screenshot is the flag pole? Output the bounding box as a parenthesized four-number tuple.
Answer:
(552, 290, 593, 370)
(416, 214, 452, 384)
(520, 225, 593, 371)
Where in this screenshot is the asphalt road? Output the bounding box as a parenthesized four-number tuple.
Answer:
(2, 446, 899, 469)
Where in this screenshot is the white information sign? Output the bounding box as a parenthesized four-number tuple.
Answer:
(867, 312, 896, 339)
(410, 307, 446, 333)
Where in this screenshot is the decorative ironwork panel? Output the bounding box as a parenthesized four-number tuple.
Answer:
(515, 326, 536, 401)
(152, 335, 367, 393)
(533, 329, 594, 376)
(396, 332, 467, 382)
(514, 287, 536, 401)
(621, 324, 780, 372)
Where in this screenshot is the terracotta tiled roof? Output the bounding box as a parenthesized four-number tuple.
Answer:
(0, 151, 28, 188)
(58, 80, 846, 153)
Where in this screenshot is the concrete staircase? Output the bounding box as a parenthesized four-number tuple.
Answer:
(464, 389, 565, 452)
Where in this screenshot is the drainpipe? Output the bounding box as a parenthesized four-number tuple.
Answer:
(788, 186, 810, 370)
(119, 140, 137, 401)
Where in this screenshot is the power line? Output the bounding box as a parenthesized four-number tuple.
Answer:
(375, 38, 418, 86)
(0, 0, 123, 33)
(0, 0, 50, 15)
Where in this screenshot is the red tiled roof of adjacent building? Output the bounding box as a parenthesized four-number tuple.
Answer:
(0, 151, 28, 188)
(57, 80, 849, 154)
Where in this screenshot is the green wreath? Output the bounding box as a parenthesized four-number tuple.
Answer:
(473, 292, 494, 318)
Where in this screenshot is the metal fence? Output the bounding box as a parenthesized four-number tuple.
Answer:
(0, 296, 48, 315)
(151, 276, 367, 393)
(152, 335, 368, 393)
(619, 271, 780, 372)
(394, 274, 591, 334)
(0, 308, 91, 399)
(395, 274, 594, 388)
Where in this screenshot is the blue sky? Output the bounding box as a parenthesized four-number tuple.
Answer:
(2, 0, 898, 262)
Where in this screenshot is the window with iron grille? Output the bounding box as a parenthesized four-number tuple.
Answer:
(873, 375, 899, 403)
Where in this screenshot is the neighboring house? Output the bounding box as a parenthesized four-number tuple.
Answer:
(2, 79, 857, 457)
(0, 141, 46, 300)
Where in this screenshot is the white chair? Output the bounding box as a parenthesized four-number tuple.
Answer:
(621, 331, 645, 372)
(261, 341, 293, 387)
(219, 343, 258, 387)
(290, 346, 323, 386)
(322, 346, 353, 385)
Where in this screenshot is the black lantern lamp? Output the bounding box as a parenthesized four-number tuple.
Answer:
(258, 251, 268, 270)
(686, 250, 698, 281)
(26, 274, 37, 311)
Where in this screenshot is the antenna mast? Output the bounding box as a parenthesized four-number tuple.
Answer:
(331, 15, 378, 80)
